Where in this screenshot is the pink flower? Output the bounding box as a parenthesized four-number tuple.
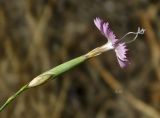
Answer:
(94, 17, 145, 68)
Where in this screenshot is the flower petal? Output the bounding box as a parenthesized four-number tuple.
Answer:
(115, 42, 129, 68)
(94, 17, 117, 44)
(115, 43, 128, 61)
(117, 57, 129, 68)
(94, 17, 104, 33)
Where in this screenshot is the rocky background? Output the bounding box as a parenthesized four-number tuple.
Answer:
(0, 0, 160, 118)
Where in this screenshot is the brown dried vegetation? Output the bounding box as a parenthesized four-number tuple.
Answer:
(0, 0, 160, 118)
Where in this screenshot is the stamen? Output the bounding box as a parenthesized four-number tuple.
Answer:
(118, 27, 145, 44)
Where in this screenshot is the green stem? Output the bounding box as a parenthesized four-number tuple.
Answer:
(0, 46, 104, 112)
(0, 55, 88, 111)
(0, 84, 29, 112)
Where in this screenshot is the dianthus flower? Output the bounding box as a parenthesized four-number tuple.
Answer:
(94, 17, 145, 68)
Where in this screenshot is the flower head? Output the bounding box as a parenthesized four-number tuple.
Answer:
(94, 17, 145, 68)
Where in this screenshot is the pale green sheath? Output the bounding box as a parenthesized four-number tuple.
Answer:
(28, 55, 87, 87)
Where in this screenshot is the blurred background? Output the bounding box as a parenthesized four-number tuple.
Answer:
(0, 0, 160, 118)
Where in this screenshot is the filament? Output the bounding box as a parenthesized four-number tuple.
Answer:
(118, 27, 145, 44)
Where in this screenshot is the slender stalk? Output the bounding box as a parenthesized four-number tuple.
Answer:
(0, 46, 105, 112)
(0, 84, 29, 112)
(0, 55, 87, 111)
